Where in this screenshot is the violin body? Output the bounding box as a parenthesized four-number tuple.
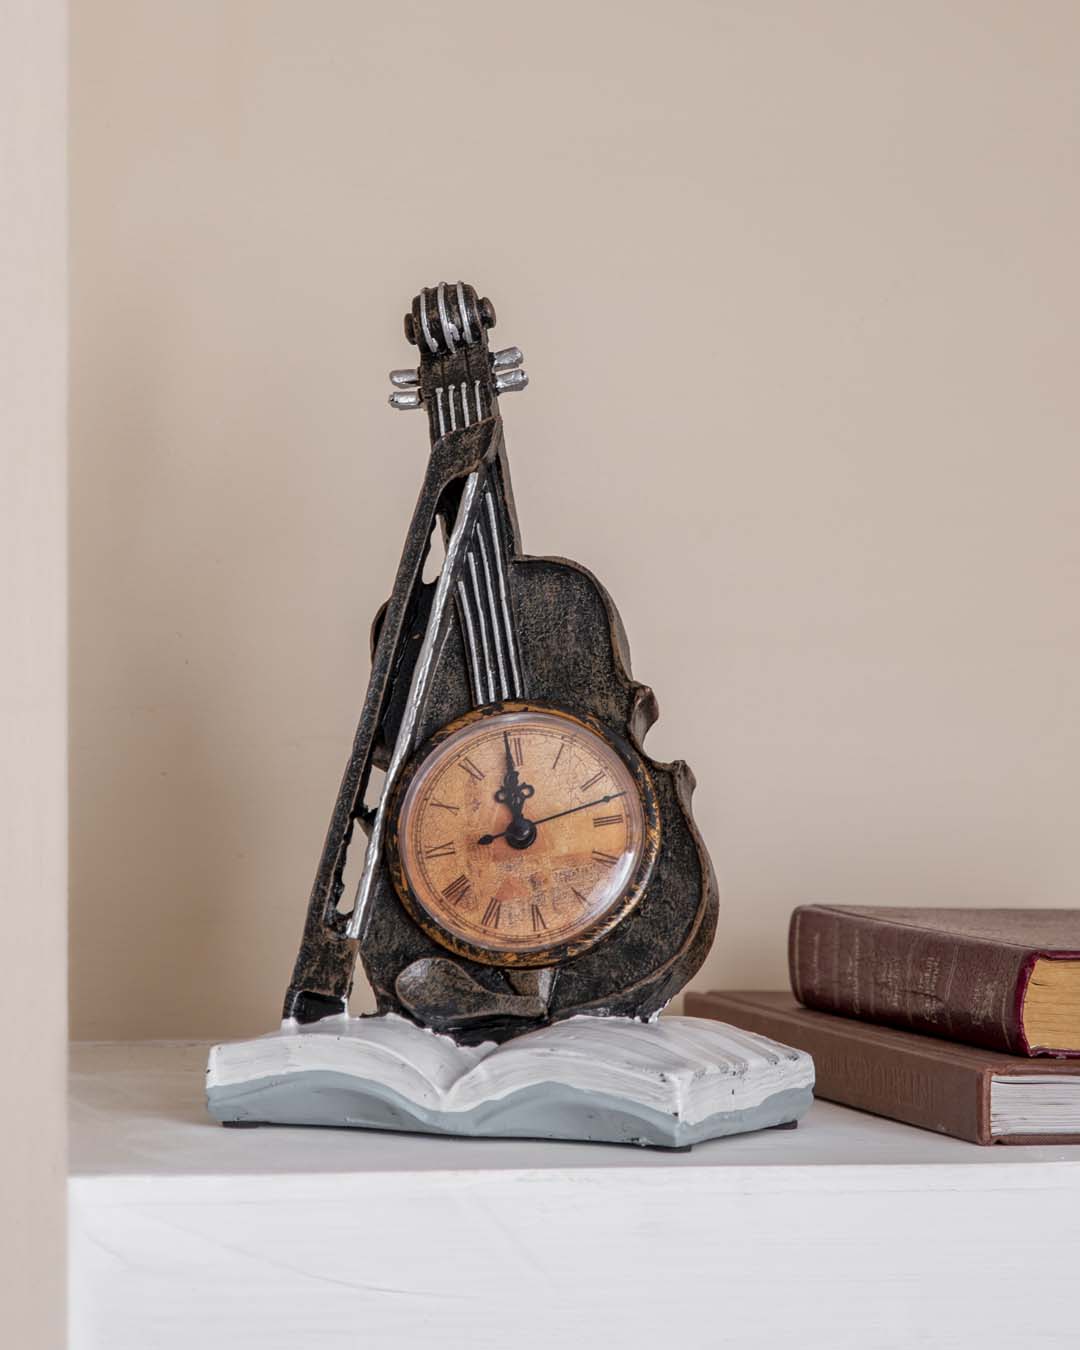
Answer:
(285, 285, 716, 1044)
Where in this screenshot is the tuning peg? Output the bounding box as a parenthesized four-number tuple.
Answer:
(494, 369, 528, 394)
(491, 347, 524, 371)
(389, 390, 422, 410)
(389, 368, 420, 388)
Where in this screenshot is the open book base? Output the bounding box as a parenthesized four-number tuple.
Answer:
(207, 1013, 814, 1150)
(219, 1115, 800, 1151)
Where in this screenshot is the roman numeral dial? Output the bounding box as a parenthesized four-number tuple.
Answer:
(393, 708, 654, 966)
(442, 874, 470, 906)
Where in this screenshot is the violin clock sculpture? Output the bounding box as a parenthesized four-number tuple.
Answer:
(207, 284, 814, 1147)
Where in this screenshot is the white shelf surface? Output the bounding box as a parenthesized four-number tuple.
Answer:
(71, 1040, 1080, 1350)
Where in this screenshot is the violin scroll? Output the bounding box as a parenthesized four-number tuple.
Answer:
(387, 281, 527, 431)
(404, 282, 495, 355)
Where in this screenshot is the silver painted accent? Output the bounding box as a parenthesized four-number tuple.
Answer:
(474, 380, 484, 419)
(389, 390, 421, 410)
(456, 579, 485, 705)
(435, 387, 446, 437)
(485, 489, 523, 696)
(389, 368, 420, 388)
(476, 512, 509, 698)
(467, 549, 497, 702)
(418, 288, 438, 355)
(494, 369, 529, 394)
(460, 382, 470, 427)
(492, 346, 524, 371)
(457, 281, 474, 345)
(347, 471, 485, 938)
(448, 384, 458, 432)
(436, 282, 458, 353)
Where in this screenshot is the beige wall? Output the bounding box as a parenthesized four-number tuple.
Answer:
(72, 1, 1080, 1040)
(1, 0, 68, 1343)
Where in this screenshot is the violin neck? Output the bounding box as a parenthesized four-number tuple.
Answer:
(389, 283, 530, 710)
(423, 349, 498, 446)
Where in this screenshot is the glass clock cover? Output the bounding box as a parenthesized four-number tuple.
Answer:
(393, 709, 655, 964)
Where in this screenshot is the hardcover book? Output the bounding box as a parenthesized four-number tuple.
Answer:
(686, 990, 1080, 1145)
(207, 1013, 814, 1149)
(789, 905, 1080, 1056)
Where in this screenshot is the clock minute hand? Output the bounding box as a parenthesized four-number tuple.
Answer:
(530, 790, 627, 829)
(477, 791, 626, 845)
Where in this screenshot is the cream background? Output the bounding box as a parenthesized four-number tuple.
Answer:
(2, 1, 67, 1343)
(71, 2, 1080, 1040)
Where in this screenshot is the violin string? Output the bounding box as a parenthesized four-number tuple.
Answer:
(466, 550, 497, 702)
(447, 374, 488, 705)
(484, 489, 522, 697)
(456, 578, 485, 705)
(475, 515, 509, 698)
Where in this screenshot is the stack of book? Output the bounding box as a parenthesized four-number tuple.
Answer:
(687, 906, 1080, 1144)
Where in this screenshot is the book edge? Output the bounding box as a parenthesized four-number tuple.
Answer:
(789, 909, 1080, 1057)
(686, 989, 992, 1142)
(689, 991, 1080, 1075)
(796, 904, 1080, 956)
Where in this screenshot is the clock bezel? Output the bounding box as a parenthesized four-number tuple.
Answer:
(385, 700, 662, 969)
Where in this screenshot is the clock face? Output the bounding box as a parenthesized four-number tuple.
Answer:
(391, 707, 658, 966)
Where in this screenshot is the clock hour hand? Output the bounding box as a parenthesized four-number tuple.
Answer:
(492, 730, 536, 849)
(478, 791, 626, 845)
(503, 730, 514, 779)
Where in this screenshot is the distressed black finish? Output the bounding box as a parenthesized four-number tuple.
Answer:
(284, 284, 717, 1043)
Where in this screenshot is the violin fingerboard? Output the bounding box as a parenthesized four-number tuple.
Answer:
(455, 484, 524, 707)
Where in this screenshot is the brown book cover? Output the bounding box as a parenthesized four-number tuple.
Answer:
(788, 905, 1080, 1056)
(685, 990, 1080, 1144)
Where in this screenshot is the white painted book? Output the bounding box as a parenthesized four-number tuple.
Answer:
(207, 1013, 814, 1148)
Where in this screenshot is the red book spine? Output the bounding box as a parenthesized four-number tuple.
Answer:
(788, 906, 1037, 1055)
